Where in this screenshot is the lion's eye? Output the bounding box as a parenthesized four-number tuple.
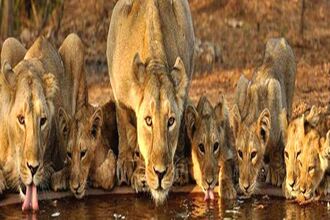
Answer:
(67, 152, 72, 159)
(18, 115, 25, 125)
(198, 143, 205, 154)
(299, 161, 302, 167)
(284, 151, 289, 158)
(296, 150, 301, 158)
(145, 116, 152, 126)
(213, 142, 219, 153)
(81, 150, 87, 159)
(251, 151, 257, 160)
(308, 166, 315, 173)
(40, 117, 47, 127)
(168, 117, 175, 127)
(238, 150, 243, 159)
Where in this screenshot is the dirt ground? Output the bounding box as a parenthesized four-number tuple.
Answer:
(2, 0, 330, 113)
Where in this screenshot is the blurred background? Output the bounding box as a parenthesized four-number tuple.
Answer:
(0, 0, 329, 112)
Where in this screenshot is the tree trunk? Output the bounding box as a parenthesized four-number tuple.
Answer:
(1, 0, 14, 39)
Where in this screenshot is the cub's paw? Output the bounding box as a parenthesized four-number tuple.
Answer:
(174, 159, 189, 186)
(267, 165, 285, 187)
(51, 170, 68, 191)
(117, 155, 134, 185)
(219, 180, 237, 199)
(131, 165, 149, 193)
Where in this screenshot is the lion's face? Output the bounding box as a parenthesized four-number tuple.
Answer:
(132, 54, 188, 204)
(231, 105, 270, 196)
(185, 96, 231, 198)
(298, 130, 329, 200)
(283, 117, 304, 198)
(6, 61, 57, 188)
(59, 106, 103, 198)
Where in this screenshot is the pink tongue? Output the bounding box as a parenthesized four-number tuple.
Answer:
(22, 184, 39, 211)
(204, 189, 214, 201)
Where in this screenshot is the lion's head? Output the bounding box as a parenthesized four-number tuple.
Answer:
(231, 104, 271, 196)
(131, 53, 188, 204)
(58, 105, 104, 198)
(297, 129, 330, 200)
(2, 59, 57, 187)
(185, 95, 232, 200)
(282, 106, 320, 198)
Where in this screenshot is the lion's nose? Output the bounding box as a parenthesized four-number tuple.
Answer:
(153, 166, 167, 182)
(206, 178, 214, 187)
(27, 163, 39, 176)
(243, 184, 250, 192)
(72, 183, 81, 192)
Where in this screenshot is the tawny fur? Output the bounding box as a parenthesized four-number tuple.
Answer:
(185, 96, 237, 199)
(232, 38, 296, 196)
(107, 0, 195, 204)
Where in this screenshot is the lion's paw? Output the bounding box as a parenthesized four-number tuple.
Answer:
(116, 155, 134, 185)
(174, 159, 189, 186)
(51, 170, 68, 192)
(131, 166, 149, 193)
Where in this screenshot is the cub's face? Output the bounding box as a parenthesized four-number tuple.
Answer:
(283, 117, 304, 197)
(298, 130, 329, 200)
(231, 105, 270, 196)
(59, 106, 103, 198)
(132, 54, 188, 204)
(185, 96, 231, 198)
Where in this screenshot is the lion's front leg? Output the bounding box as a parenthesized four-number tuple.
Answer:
(51, 166, 69, 192)
(266, 151, 285, 187)
(0, 169, 7, 194)
(116, 106, 135, 185)
(92, 150, 116, 190)
(218, 160, 237, 199)
(174, 157, 189, 186)
(131, 158, 149, 193)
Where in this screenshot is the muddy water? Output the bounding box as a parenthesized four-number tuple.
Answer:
(1, 194, 330, 219)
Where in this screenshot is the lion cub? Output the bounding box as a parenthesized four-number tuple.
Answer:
(282, 106, 319, 198)
(185, 96, 237, 200)
(51, 101, 118, 198)
(232, 38, 296, 196)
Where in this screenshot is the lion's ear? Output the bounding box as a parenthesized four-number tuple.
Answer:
(197, 96, 212, 116)
(43, 73, 58, 100)
(303, 105, 320, 133)
(133, 53, 146, 85)
(257, 108, 271, 145)
(214, 95, 227, 123)
(58, 107, 70, 138)
(90, 107, 103, 139)
(185, 103, 198, 141)
(171, 57, 188, 109)
(1, 60, 15, 86)
(230, 104, 241, 138)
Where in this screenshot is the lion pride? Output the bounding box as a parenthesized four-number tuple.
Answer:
(107, 0, 195, 204)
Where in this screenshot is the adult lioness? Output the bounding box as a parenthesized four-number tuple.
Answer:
(51, 101, 118, 198)
(185, 96, 237, 200)
(232, 38, 296, 196)
(107, 0, 194, 204)
(0, 34, 83, 211)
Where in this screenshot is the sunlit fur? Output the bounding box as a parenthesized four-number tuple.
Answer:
(51, 102, 118, 199)
(185, 96, 236, 199)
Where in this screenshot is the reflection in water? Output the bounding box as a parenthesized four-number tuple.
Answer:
(0, 194, 330, 219)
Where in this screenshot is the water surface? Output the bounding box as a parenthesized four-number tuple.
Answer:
(1, 194, 330, 219)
